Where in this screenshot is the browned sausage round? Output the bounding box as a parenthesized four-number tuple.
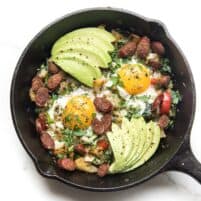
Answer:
(94, 97, 113, 113)
(151, 41, 165, 56)
(160, 76, 170, 87)
(118, 41, 137, 58)
(38, 112, 46, 122)
(57, 158, 76, 171)
(31, 76, 44, 92)
(92, 118, 105, 135)
(35, 118, 47, 134)
(74, 144, 87, 155)
(40, 132, 54, 149)
(158, 114, 169, 128)
(151, 75, 170, 88)
(35, 87, 49, 107)
(97, 163, 109, 177)
(102, 114, 112, 132)
(136, 36, 150, 59)
(47, 73, 63, 90)
(48, 61, 59, 74)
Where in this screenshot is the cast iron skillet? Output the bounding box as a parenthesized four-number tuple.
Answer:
(10, 7, 200, 191)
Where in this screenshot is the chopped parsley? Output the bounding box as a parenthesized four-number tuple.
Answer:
(126, 106, 142, 119)
(171, 90, 182, 104)
(46, 113, 54, 124)
(160, 58, 172, 74)
(62, 129, 74, 146)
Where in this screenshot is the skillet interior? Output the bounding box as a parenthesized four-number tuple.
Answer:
(11, 8, 195, 191)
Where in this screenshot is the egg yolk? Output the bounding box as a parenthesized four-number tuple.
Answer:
(62, 95, 95, 130)
(118, 63, 150, 95)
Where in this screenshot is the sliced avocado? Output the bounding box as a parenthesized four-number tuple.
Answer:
(107, 117, 161, 174)
(51, 42, 111, 68)
(52, 27, 115, 49)
(52, 34, 114, 54)
(53, 58, 100, 87)
(51, 49, 106, 69)
(108, 118, 132, 173)
(125, 122, 160, 171)
(122, 121, 153, 172)
(121, 118, 147, 172)
(111, 118, 141, 172)
(52, 53, 102, 78)
(107, 124, 125, 173)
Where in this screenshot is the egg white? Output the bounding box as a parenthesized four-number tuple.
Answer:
(117, 85, 159, 116)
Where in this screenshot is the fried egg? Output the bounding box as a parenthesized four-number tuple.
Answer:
(47, 88, 95, 130)
(118, 63, 150, 95)
(62, 95, 95, 129)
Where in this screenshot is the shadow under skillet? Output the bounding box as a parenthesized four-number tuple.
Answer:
(44, 173, 173, 200)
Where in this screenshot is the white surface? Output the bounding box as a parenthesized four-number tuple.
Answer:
(1, 0, 201, 200)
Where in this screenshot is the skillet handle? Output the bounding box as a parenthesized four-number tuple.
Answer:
(164, 136, 201, 184)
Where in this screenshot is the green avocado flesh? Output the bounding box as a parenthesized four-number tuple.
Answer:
(107, 117, 161, 174)
(54, 58, 101, 87)
(50, 27, 115, 87)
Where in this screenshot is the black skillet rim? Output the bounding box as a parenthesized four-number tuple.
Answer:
(10, 7, 196, 191)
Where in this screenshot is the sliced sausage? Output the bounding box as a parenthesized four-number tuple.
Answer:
(151, 76, 170, 88)
(94, 97, 113, 113)
(97, 163, 109, 177)
(35, 112, 47, 134)
(38, 112, 47, 122)
(57, 158, 76, 171)
(92, 118, 105, 135)
(31, 76, 44, 92)
(48, 61, 59, 74)
(35, 87, 49, 107)
(102, 114, 112, 132)
(40, 132, 54, 150)
(92, 114, 112, 135)
(151, 41, 165, 56)
(158, 114, 169, 129)
(118, 41, 137, 58)
(47, 73, 63, 90)
(35, 118, 47, 134)
(74, 144, 87, 155)
(136, 36, 150, 59)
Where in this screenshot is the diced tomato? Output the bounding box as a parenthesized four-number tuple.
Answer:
(152, 93, 163, 114)
(152, 91, 172, 115)
(160, 91, 171, 114)
(97, 139, 109, 150)
(151, 77, 159, 85)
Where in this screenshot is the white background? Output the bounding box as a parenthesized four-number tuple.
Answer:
(1, 0, 201, 200)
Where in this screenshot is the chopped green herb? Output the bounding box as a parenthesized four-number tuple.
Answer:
(62, 129, 74, 146)
(160, 58, 172, 74)
(52, 93, 58, 101)
(126, 106, 142, 119)
(92, 113, 96, 119)
(110, 76, 119, 86)
(142, 103, 152, 118)
(73, 129, 86, 136)
(46, 113, 54, 124)
(65, 115, 71, 122)
(136, 95, 151, 102)
(171, 90, 182, 104)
